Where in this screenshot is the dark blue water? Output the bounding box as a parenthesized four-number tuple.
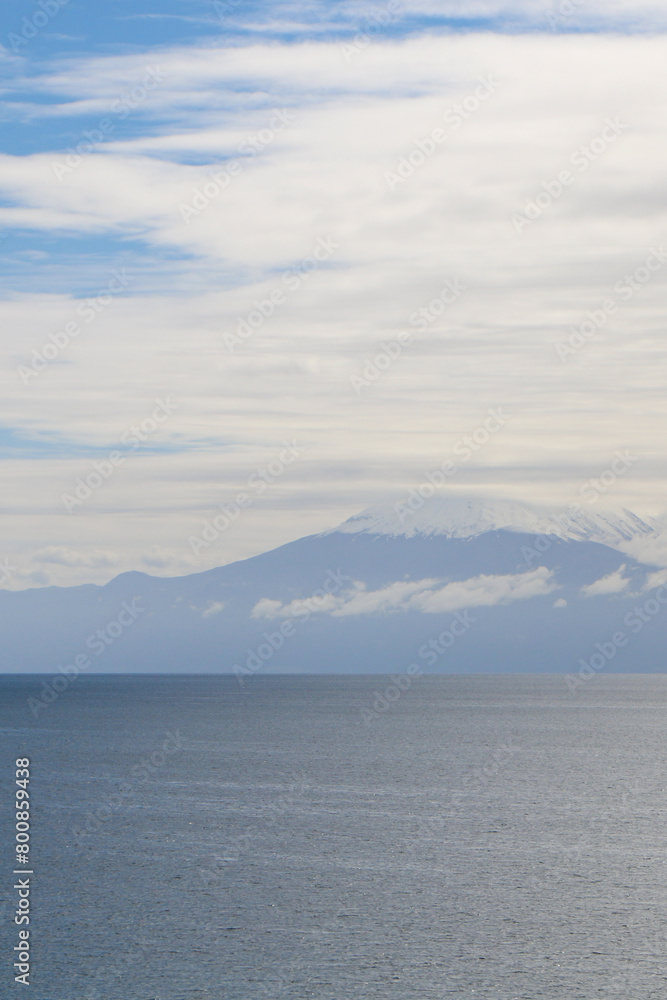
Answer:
(1, 674, 667, 999)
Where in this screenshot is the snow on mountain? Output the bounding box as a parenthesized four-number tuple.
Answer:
(330, 496, 657, 547)
(2, 496, 666, 677)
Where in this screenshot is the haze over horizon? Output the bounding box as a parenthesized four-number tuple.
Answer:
(2, 0, 667, 589)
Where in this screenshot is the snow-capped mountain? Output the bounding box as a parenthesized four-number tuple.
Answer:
(331, 496, 657, 546)
(2, 496, 666, 685)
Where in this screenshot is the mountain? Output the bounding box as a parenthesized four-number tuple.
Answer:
(333, 496, 657, 544)
(3, 498, 667, 690)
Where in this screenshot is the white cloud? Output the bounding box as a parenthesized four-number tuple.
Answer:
(252, 588, 344, 619)
(251, 567, 558, 618)
(2, 33, 667, 585)
(31, 0, 667, 49)
(580, 564, 630, 597)
(33, 546, 118, 569)
(330, 579, 441, 616)
(141, 546, 180, 570)
(405, 568, 559, 614)
(252, 598, 285, 619)
(201, 600, 226, 618)
(643, 569, 667, 591)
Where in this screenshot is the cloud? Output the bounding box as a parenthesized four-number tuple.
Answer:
(200, 600, 225, 617)
(126, 0, 667, 37)
(580, 565, 630, 597)
(1, 31, 667, 586)
(331, 579, 441, 616)
(404, 567, 559, 613)
(141, 547, 180, 569)
(252, 598, 284, 619)
(251, 589, 343, 619)
(643, 569, 667, 591)
(251, 567, 558, 618)
(33, 546, 118, 569)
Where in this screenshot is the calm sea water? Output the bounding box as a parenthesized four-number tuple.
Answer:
(1, 674, 667, 999)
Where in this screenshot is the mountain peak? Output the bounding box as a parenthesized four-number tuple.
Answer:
(329, 496, 657, 546)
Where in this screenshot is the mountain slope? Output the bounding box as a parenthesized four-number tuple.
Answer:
(1, 497, 665, 679)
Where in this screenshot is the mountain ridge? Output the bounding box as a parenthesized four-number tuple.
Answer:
(2, 496, 666, 677)
(329, 497, 658, 547)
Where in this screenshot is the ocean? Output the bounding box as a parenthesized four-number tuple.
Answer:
(1, 673, 666, 999)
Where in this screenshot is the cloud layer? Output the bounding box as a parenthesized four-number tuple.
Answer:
(580, 565, 630, 597)
(252, 567, 558, 618)
(2, 23, 667, 586)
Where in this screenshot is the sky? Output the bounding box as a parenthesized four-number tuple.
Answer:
(1, 0, 667, 588)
